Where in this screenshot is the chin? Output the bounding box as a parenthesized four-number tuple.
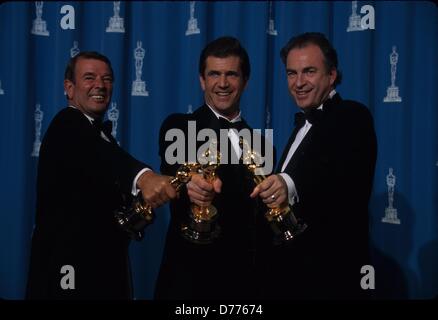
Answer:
(212, 105, 229, 112)
(295, 99, 312, 108)
(219, 105, 232, 111)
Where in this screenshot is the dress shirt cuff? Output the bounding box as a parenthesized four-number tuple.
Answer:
(132, 168, 152, 196)
(278, 173, 299, 206)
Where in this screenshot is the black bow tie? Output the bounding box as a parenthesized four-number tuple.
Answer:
(218, 117, 245, 131)
(294, 108, 323, 127)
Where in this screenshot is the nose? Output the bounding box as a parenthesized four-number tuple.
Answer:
(218, 75, 228, 88)
(295, 73, 305, 87)
(94, 76, 105, 88)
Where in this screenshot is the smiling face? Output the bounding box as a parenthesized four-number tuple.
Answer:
(199, 56, 248, 120)
(285, 44, 337, 110)
(64, 57, 113, 119)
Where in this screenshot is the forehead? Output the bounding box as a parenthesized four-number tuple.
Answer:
(75, 58, 111, 74)
(205, 55, 241, 72)
(286, 44, 325, 68)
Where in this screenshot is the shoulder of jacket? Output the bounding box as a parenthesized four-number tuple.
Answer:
(337, 99, 372, 120)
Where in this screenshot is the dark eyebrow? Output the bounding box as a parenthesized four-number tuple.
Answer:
(225, 70, 239, 76)
(303, 66, 317, 72)
(207, 70, 240, 76)
(82, 72, 96, 77)
(82, 72, 113, 79)
(207, 70, 221, 76)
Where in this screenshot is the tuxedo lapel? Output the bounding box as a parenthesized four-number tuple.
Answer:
(277, 93, 342, 173)
(276, 118, 305, 172)
(282, 126, 315, 174)
(102, 121, 118, 145)
(193, 105, 250, 164)
(105, 131, 118, 145)
(277, 132, 294, 172)
(192, 105, 222, 132)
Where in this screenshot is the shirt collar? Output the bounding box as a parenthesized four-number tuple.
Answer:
(205, 103, 242, 123)
(69, 105, 98, 124)
(318, 89, 337, 111)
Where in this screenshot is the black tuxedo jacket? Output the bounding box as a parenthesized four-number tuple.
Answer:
(26, 107, 147, 299)
(154, 105, 273, 299)
(268, 93, 377, 299)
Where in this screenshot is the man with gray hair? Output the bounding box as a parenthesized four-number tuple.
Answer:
(252, 33, 377, 299)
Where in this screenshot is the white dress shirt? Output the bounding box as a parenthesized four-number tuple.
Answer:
(279, 90, 336, 206)
(206, 103, 243, 160)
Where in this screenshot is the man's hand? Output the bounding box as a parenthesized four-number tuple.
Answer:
(187, 174, 222, 207)
(137, 171, 177, 208)
(250, 174, 288, 208)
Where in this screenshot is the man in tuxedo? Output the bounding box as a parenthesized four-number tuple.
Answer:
(26, 52, 177, 299)
(251, 32, 377, 299)
(154, 37, 273, 299)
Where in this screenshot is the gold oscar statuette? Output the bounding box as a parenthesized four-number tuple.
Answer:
(241, 138, 307, 245)
(181, 146, 221, 244)
(114, 164, 194, 240)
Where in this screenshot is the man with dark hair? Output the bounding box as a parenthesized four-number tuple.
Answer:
(154, 36, 273, 299)
(64, 52, 114, 83)
(251, 32, 377, 299)
(279, 32, 343, 87)
(198, 36, 251, 82)
(26, 51, 177, 299)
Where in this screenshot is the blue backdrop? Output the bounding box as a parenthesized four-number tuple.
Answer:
(0, 1, 437, 299)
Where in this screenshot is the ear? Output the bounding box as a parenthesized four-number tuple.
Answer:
(199, 75, 206, 91)
(64, 79, 74, 100)
(242, 78, 249, 90)
(329, 68, 337, 86)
